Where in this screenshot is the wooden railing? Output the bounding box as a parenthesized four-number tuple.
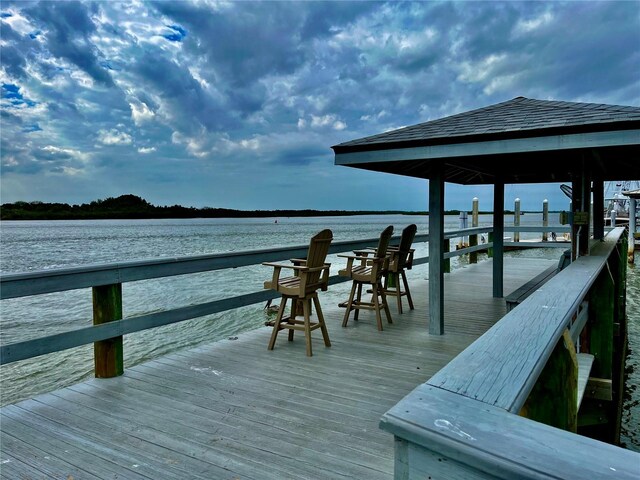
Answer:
(0, 223, 578, 372)
(380, 227, 638, 478)
(2, 227, 500, 370)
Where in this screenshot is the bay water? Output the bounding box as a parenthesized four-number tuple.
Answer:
(0, 214, 637, 450)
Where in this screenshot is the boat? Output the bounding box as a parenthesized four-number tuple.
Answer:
(605, 181, 640, 225)
(558, 181, 640, 227)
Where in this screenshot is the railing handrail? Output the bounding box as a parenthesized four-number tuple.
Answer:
(380, 227, 638, 479)
(427, 227, 624, 413)
(0, 227, 494, 299)
(380, 384, 639, 479)
(503, 225, 571, 233)
(5, 223, 579, 368)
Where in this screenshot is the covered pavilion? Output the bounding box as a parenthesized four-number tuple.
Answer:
(332, 97, 640, 334)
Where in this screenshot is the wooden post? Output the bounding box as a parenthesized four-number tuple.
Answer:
(629, 198, 636, 263)
(589, 270, 614, 379)
(428, 165, 445, 335)
(520, 330, 578, 433)
(469, 234, 478, 264)
(470, 197, 479, 264)
(571, 170, 590, 259)
(593, 178, 604, 240)
(458, 212, 468, 249)
(542, 199, 549, 242)
(514, 198, 520, 242)
(443, 238, 450, 273)
(493, 180, 504, 298)
(585, 254, 618, 443)
(93, 283, 124, 378)
(613, 233, 628, 443)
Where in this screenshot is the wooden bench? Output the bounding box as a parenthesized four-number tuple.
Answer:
(505, 249, 571, 312)
(505, 264, 559, 312)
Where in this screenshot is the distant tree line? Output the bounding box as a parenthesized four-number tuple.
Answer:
(1, 194, 444, 220)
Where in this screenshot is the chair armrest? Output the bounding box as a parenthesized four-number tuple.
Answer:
(353, 248, 376, 256)
(338, 255, 356, 276)
(263, 261, 306, 290)
(320, 263, 331, 290)
(301, 264, 331, 273)
(338, 254, 378, 261)
(298, 263, 332, 295)
(262, 261, 292, 268)
(262, 262, 307, 270)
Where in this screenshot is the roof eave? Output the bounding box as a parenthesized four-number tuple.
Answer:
(334, 128, 640, 167)
(331, 120, 640, 155)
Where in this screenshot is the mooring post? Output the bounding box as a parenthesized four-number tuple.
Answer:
(542, 199, 549, 242)
(458, 211, 468, 249)
(470, 197, 479, 264)
(514, 198, 520, 242)
(93, 283, 124, 378)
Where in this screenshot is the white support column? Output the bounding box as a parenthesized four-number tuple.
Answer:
(493, 180, 504, 298)
(429, 166, 445, 335)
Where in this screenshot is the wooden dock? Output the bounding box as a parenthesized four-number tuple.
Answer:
(1, 257, 555, 480)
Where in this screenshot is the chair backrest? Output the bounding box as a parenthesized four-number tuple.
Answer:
(396, 224, 417, 269)
(305, 229, 333, 284)
(376, 225, 394, 259)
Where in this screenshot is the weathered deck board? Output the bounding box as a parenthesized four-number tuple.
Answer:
(0, 257, 554, 480)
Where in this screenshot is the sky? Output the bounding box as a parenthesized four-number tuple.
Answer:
(1, 1, 638, 212)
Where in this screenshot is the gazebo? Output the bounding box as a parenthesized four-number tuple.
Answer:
(332, 97, 640, 334)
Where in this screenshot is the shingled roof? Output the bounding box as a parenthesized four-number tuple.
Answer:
(334, 97, 640, 151)
(333, 97, 640, 184)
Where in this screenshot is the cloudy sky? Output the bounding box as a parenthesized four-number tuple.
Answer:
(1, 1, 638, 211)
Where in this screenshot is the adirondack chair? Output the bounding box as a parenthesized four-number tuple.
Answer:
(384, 224, 417, 314)
(338, 225, 394, 331)
(262, 229, 332, 356)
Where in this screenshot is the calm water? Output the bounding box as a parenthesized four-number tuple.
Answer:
(0, 215, 637, 450)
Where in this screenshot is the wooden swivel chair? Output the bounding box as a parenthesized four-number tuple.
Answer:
(384, 224, 417, 314)
(262, 229, 332, 356)
(338, 225, 394, 331)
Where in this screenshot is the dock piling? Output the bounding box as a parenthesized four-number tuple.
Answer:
(470, 197, 479, 263)
(542, 199, 549, 242)
(514, 198, 521, 242)
(458, 211, 468, 249)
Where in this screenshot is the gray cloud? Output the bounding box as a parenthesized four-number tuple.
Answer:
(25, 1, 115, 87)
(1, 0, 638, 210)
(132, 48, 234, 134)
